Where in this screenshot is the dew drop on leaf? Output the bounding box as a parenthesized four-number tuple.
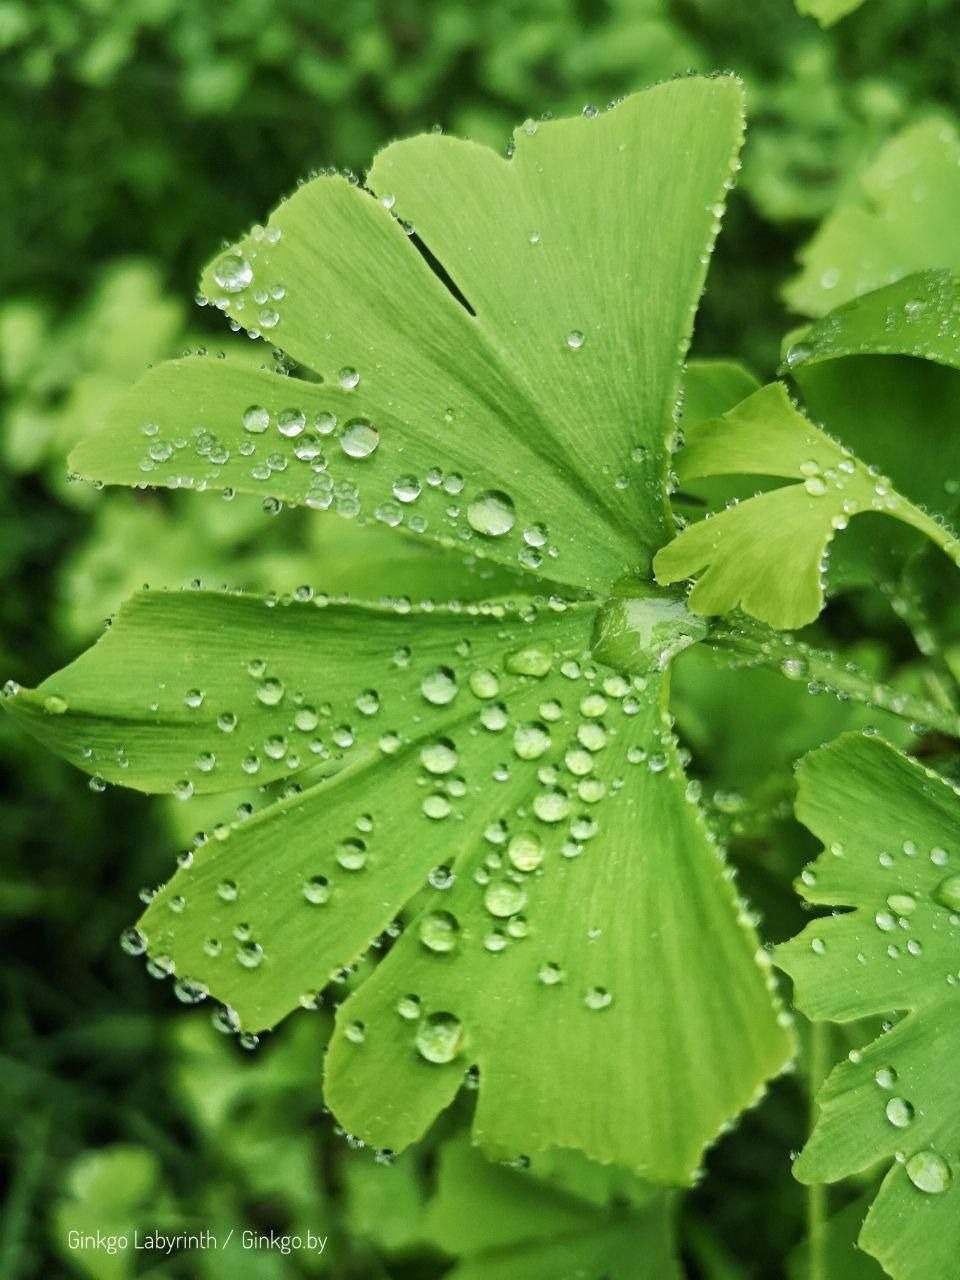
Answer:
(483, 880, 527, 918)
(584, 986, 613, 1010)
(418, 910, 459, 953)
(302, 875, 331, 905)
(340, 418, 380, 458)
(906, 1150, 953, 1194)
(421, 666, 458, 705)
(885, 1097, 915, 1128)
(414, 1012, 464, 1064)
(507, 831, 544, 872)
(214, 253, 253, 293)
(466, 490, 516, 537)
(256, 677, 284, 706)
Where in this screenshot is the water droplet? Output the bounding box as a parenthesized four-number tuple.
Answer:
(336, 838, 367, 871)
(507, 831, 544, 872)
(886, 1097, 915, 1128)
(236, 940, 264, 969)
(340, 418, 380, 458)
(337, 367, 360, 390)
(421, 666, 458, 705)
(256, 676, 284, 706)
(415, 1012, 463, 1064)
(538, 961, 564, 985)
(584, 986, 612, 1010)
(420, 738, 458, 774)
(565, 330, 585, 350)
(484, 881, 527, 917)
(467, 490, 515, 538)
(888, 892, 917, 914)
(43, 694, 68, 714)
(214, 253, 253, 293)
(120, 927, 146, 956)
(419, 910, 459, 953)
(396, 994, 421, 1020)
(303, 875, 331, 904)
(875, 1066, 897, 1089)
(277, 408, 306, 438)
(505, 643, 553, 677)
(533, 789, 570, 823)
(513, 721, 551, 760)
(906, 1150, 952, 1194)
(345, 1020, 366, 1044)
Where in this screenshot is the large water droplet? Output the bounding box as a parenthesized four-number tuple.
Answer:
(484, 881, 527, 917)
(886, 1097, 915, 1128)
(467, 490, 515, 537)
(214, 253, 253, 293)
(421, 666, 458, 705)
(415, 1012, 464, 1063)
(340, 418, 380, 458)
(905, 1150, 952, 1194)
(419, 910, 459, 953)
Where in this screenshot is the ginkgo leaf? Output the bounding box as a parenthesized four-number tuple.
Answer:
(653, 374, 960, 629)
(786, 118, 960, 318)
(423, 1137, 681, 1279)
(2, 590, 591, 795)
(777, 732, 960, 1280)
(19, 584, 792, 1179)
(4, 79, 795, 1180)
(72, 77, 745, 596)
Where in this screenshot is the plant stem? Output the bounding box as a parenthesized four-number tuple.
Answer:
(709, 621, 960, 739)
(807, 1022, 829, 1280)
(890, 501, 960, 572)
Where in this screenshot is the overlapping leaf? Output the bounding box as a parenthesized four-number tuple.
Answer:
(787, 118, 960, 318)
(5, 79, 795, 1177)
(777, 733, 960, 1280)
(423, 1138, 680, 1279)
(654, 272, 960, 629)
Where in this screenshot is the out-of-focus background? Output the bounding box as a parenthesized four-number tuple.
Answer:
(2, 1, 958, 1275)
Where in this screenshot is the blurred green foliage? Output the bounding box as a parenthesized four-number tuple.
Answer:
(3, 0, 960, 1276)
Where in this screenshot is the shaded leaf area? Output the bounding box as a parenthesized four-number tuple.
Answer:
(786, 1191, 887, 1280)
(777, 733, 960, 1280)
(73, 78, 746, 595)
(787, 118, 960, 318)
(126, 597, 791, 1179)
(4, 589, 586, 796)
(424, 1138, 680, 1279)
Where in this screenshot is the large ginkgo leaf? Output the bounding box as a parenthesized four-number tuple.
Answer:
(71, 78, 745, 594)
(4, 79, 794, 1179)
(777, 733, 960, 1280)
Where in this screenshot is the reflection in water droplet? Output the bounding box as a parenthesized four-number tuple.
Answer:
(214, 253, 253, 293)
(906, 1150, 952, 1194)
(415, 1012, 464, 1063)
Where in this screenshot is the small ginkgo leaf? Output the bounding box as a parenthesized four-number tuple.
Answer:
(73, 77, 745, 595)
(786, 118, 960, 318)
(653, 376, 960, 629)
(777, 732, 960, 1280)
(5, 80, 795, 1179)
(424, 1138, 680, 1280)
(653, 382, 879, 628)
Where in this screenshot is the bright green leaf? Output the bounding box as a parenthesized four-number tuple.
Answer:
(777, 732, 960, 1280)
(73, 77, 747, 595)
(6, 81, 795, 1180)
(786, 119, 960, 318)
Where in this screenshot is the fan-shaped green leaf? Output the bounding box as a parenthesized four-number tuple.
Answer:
(72, 77, 746, 595)
(654, 374, 960, 628)
(787, 119, 960, 318)
(118, 590, 790, 1179)
(777, 733, 960, 1280)
(4, 81, 795, 1180)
